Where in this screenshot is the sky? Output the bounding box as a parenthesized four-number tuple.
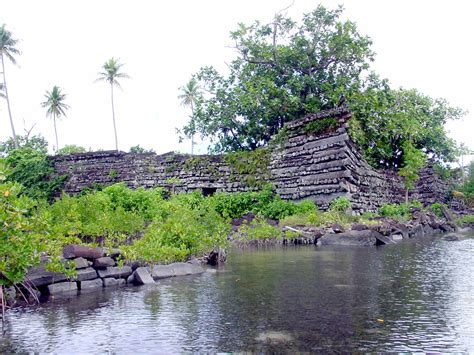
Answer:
(1, 0, 473, 164)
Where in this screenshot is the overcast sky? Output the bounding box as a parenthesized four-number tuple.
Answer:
(1, 0, 473, 162)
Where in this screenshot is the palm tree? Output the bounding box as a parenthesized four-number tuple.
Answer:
(178, 78, 201, 155)
(0, 83, 5, 99)
(0, 24, 21, 149)
(41, 86, 70, 152)
(96, 57, 129, 151)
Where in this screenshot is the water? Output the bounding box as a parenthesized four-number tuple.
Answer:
(1, 234, 474, 353)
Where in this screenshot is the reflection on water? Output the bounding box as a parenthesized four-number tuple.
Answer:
(1, 234, 474, 352)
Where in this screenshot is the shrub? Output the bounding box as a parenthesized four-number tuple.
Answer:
(329, 196, 352, 213)
(237, 216, 282, 241)
(379, 201, 422, 219)
(57, 145, 87, 155)
(5, 147, 65, 201)
(429, 202, 447, 218)
(0, 161, 67, 292)
(123, 198, 229, 264)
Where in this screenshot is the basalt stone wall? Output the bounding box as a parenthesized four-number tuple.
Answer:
(49, 108, 451, 212)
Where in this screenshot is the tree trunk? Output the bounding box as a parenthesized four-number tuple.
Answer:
(1, 53, 18, 149)
(110, 83, 118, 151)
(53, 114, 59, 152)
(405, 188, 409, 204)
(190, 101, 195, 155)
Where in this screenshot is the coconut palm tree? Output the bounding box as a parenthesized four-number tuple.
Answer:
(96, 57, 129, 151)
(0, 24, 21, 149)
(178, 78, 201, 155)
(41, 86, 70, 152)
(0, 83, 5, 99)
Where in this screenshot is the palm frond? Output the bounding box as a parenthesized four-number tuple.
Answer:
(96, 57, 129, 88)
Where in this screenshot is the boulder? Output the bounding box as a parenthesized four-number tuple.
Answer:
(440, 205, 455, 222)
(103, 278, 119, 287)
(172, 263, 204, 276)
(97, 266, 132, 279)
(331, 223, 345, 233)
(47, 281, 77, 295)
(373, 231, 396, 245)
(107, 248, 121, 259)
(73, 257, 90, 269)
(151, 264, 175, 279)
(391, 233, 404, 242)
(411, 224, 424, 238)
(93, 257, 116, 269)
(133, 267, 155, 285)
(151, 263, 204, 280)
(63, 245, 104, 260)
(80, 278, 103, 290)
(26, 265, 68, 287)
(439, 223, 455, 233)
(318, 230, 380, 246)
(72, 267, 98, 282)
(442, 233, 463, 241)
(127, 260, 141, 271)
(351, 223, 370, 231)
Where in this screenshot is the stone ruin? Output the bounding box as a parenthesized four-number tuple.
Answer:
(50, 108, 451, 213)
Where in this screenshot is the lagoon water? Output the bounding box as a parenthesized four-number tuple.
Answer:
(1, 234, 474, 353)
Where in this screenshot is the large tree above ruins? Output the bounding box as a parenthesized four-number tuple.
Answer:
(181, 5, 464, 169)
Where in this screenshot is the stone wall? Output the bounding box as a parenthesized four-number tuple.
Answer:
(49, 108, 451, 212)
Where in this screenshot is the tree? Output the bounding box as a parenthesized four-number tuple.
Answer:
(96, 57, 129, 151)
(57, 144, 87, 155)
(129, 145, 154, 154)
(398, 141, 426, 203)
(178, 78, 201, 154)
(181, 5, 464, 171)
(41, 86, 70, 152)
(348, 75, 464, 169)
(182, 5, 374, 152)
(0, 83, 5, 99)
(0, 134, 48, 157)
(0, 24, 21, 149)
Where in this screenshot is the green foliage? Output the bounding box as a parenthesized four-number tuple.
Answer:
(183, 5, 374, 152)
(123, 196, 229, 264)
(456, 214, 474, 226)
(379, 201, 422, 219)
(349, 77, 463, 168)
(398, 141, 426, 191)
(0, 166, 44, 286)
(207, 184, 316, 220)
(57, 145, 87, 155)
(5, 147, 65, 200)
(329, 196, 352, 213)
(181, 6, 464, 172)
(236, 216, 282, 242)
(0, 161, 66, 288)
(0, 134, 48, 157)
(48, 184, 167, 243)
(460, 161, 474, 195)
(304, 117, 338, 135)
(429, 202, 447, 218)
(129, 145, 155, 154)
(224, 148, 271, 187)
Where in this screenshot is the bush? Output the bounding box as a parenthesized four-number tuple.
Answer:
(379, 201, 422, 219)
(329, 196, 352, 213)
(57, 145, 87, 155)
(5, 147, 65, 201)
(236, 216, 282, 241)
(123, 197, 229, 264)
(0, 161, 66, 289)
(429, 202, 447, 218)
